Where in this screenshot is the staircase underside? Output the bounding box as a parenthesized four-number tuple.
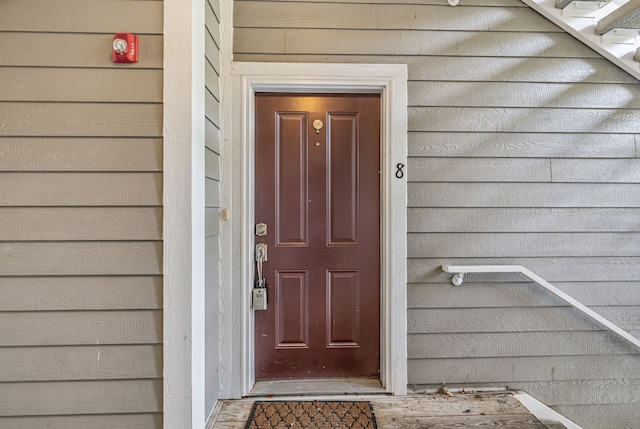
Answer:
(521, 0, 640, 81)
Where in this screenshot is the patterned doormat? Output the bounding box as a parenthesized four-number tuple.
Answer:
(244, 400, 378, 429)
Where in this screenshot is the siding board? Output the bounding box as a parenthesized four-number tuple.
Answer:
(409, 81, 640, 109)
(234, 2, 558, 32)
(206, 118, 221, 153)
(0, 69, 162, 103)
(233, 54, 640, 84)
(205, 150, 221, 181)
(0, 242, 162, 276)
(0, 276, 162, 311)
(0, 311, 162, 346)
(0, 173, 162, 206)
(409, 132, 637, 158)
(408, 208, 640, 232)
(552, 159, 640, 183)
(408, 183, 640, 208)
(408, 332, 640, 358)
(552, 404, 640, 429)
(235, 29, 598, 57)
(408, 355, 640, 384)
(236, 0, 526, 4)
(206, 33, 222, 75)
(0, 414, 163, 429)
(409, 106, 640, 133)
(0, 33, 163, 68)
(408, 232, 640, 257)
(0, 380, 162, 416)
(0, 345, 162, 381)
(0, 0, 162, 33)
(0, 138, 162, 172)
(408, 158, 550, 182)
(206, 3, 221, 51)
(206, 90, 221, 128)
(206, 63, 221, 101)
(516, 380, 640, 406)
(408, 307, 640, 334)
(206, 208, 221, 237)
(0, 103, 162, 137)
(0, 208, 162, 241)
(408, 282, 640, 308)
(206, 177, 221, 208)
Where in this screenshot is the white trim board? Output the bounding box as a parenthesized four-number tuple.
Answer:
(515, 392, 584, 429)
(218, 62, 409, 398)
(163, 0, 207, 427)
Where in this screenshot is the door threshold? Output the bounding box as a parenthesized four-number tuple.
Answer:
(249, 378, 385, 397)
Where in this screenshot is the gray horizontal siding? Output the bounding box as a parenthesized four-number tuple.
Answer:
(409, 132, 637, 158)
(408, 233, 640, 257)
(205, 0, 222, 417)
(0, 277, 162, 311)
(0, 0, 162, 33)
(408, 355, 640, 383)
(408, 208, 640, 232)
(408, 332, 640, 357)
(0, 242, 162, 276)
(0, 311, 162, 346)
(234, 54, 640, 84)
(408, 282, 640, 308)
(235, 29, 598, 58)
(0, 34, 163, 68)
(234, 1, 640, 427)
(409, 258, 640, 283)
(0, 138, 162, 171)
(0, 414, 163, 429)
(0, 208, 163, 241)
(409, 183, 640, 207)
(0, 380, 162, 416)
(0, 69, 162, 103)
(0, 0, 163, 426)
(407, 308, 640, 335)
(408, 107, 640, 133)
(0, 173, 162, 206)
(0, 103, 162, 136)
(235, 1, 557, 32)
(409, 81, 640, 108)
(0, 345, 162, 381)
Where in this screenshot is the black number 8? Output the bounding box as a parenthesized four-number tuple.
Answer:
(395, 163, 405, 179)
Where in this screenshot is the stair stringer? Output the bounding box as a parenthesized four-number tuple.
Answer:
(521, 0, 640, 81)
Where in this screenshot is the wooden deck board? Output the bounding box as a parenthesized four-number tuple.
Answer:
(376, 413, 547, 428)
(210, 392, 553, 428)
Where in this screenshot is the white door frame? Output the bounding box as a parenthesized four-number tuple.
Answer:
(219, 62, 408, 397)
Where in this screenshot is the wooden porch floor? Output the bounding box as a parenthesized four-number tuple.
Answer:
(209, 391, 565, 429)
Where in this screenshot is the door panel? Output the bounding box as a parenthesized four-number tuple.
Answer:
(276, 270, 308, 348)
(328, 113, 359, 245)
(327, 270, 359, 346)
(254, 93, 380, 379)
(276, 112, 308, 246)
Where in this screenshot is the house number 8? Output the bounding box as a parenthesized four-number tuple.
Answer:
(395, 163, 405, 179)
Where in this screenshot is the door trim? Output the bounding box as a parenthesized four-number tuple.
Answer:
(219, 62, 408, 397)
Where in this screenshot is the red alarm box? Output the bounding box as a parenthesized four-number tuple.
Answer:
(112, 33, 138, 63)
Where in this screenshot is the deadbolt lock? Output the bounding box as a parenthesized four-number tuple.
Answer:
(256, 223, 267, 237)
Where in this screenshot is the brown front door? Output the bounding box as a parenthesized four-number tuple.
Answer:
(254, 93, 381, 379)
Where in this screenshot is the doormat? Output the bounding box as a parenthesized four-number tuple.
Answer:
(244, 400, 378, 429)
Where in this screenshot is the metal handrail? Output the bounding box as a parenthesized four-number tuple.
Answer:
(441, 264, 640, 350)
